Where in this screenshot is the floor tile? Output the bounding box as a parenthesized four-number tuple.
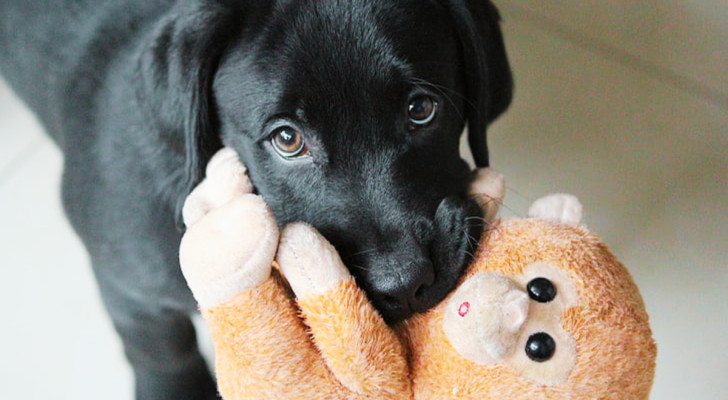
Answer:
(0, 139, 132, 400)
(0, 79, 44, 177)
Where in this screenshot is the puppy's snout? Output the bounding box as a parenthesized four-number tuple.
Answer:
(363, 196, 484, 323)
(366, 252, 435, 322)
(421, 195, 485, 300)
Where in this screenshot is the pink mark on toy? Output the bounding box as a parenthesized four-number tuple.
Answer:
(458, 302, 470, 317)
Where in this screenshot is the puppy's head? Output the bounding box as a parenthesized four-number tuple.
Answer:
(138, 0, 512, 322)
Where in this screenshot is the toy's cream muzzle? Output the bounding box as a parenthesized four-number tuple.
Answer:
(443, 272, 530, 364)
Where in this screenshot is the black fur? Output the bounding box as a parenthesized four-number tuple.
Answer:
(0, 1, 511, 399)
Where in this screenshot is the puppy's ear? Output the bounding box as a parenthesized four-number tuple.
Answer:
(135, 1, 259, 229)
(444, 0, 513, 167)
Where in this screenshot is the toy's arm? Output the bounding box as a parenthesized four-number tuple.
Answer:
(276, 223, 412, 400)
(179, 149, 349, 399)
(182, 199, 339, 399)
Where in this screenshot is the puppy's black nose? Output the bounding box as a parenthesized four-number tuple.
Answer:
(383, 259, 434, 305)
(366, 255, 436, 323)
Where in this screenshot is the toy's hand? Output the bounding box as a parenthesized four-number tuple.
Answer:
(182, 148, 255, 227)
(276, 223, 412, 399)
(276, 223, 351, 299)
(179, 148, 278, 308)
(470, 168, 505, 222)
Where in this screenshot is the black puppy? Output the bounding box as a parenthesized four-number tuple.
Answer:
(0, 1, 511, 399)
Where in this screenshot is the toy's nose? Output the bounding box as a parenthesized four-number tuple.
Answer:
(499, 286, 531, 335)
(444, 273, 530, 364)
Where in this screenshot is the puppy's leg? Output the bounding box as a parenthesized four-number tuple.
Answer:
(63, 185, 217, 399)
(82, 250, 216, 399)
(80, 221, 217, 400)
(63, 148, 256, 400)
(102, 299, 217, 400)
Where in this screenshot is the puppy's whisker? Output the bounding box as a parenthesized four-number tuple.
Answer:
(469, 194, 506, 215)
(407, 79, 466, 124)
(349, 264, 370, 272)
(468, 193, 504, 203)
(406, 77, 477, 112)
(406, 77, 465, 99)
(505, 185, 536, 204)
(498, 201, 522, 218)
(349, 248, 378, 258)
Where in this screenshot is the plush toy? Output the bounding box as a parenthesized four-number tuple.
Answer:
(179, 148, 656, 400)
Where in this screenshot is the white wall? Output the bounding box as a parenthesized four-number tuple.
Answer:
(486, 2, 727, 398)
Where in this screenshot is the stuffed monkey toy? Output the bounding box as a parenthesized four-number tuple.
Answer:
(179, 148, 656, 399)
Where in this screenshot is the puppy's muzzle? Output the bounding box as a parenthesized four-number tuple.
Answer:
(366, 196, 484, 323)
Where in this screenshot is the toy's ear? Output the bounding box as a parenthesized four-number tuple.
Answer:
(441, 0, 513, 167)
(528, 194, 583, 226)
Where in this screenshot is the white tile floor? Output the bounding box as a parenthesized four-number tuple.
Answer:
(1, 1, 726, 399)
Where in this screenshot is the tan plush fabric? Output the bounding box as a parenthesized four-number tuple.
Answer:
(205, 272, 339, 399)
(194, 217, 655, 400)
(203, 273, 411, 400)
(180, 195, 279, 308)
(298, 278, 411, 398)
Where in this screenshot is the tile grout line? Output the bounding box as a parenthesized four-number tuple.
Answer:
(499, 2, 728, 110)
(0, 137, 46, 189)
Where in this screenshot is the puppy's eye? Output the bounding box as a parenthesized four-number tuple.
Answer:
(407, 95, 438, 128)
(525, 332, 556, 362)
(270, 126, 309, 159)
(527, 277, 556, 303)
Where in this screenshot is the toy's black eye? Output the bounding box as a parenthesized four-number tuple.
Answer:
(270, 126, 308, 159)
(525, 332, 556, 362)
(527, 277, 557, 303)
(407, 95, 438, 128)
